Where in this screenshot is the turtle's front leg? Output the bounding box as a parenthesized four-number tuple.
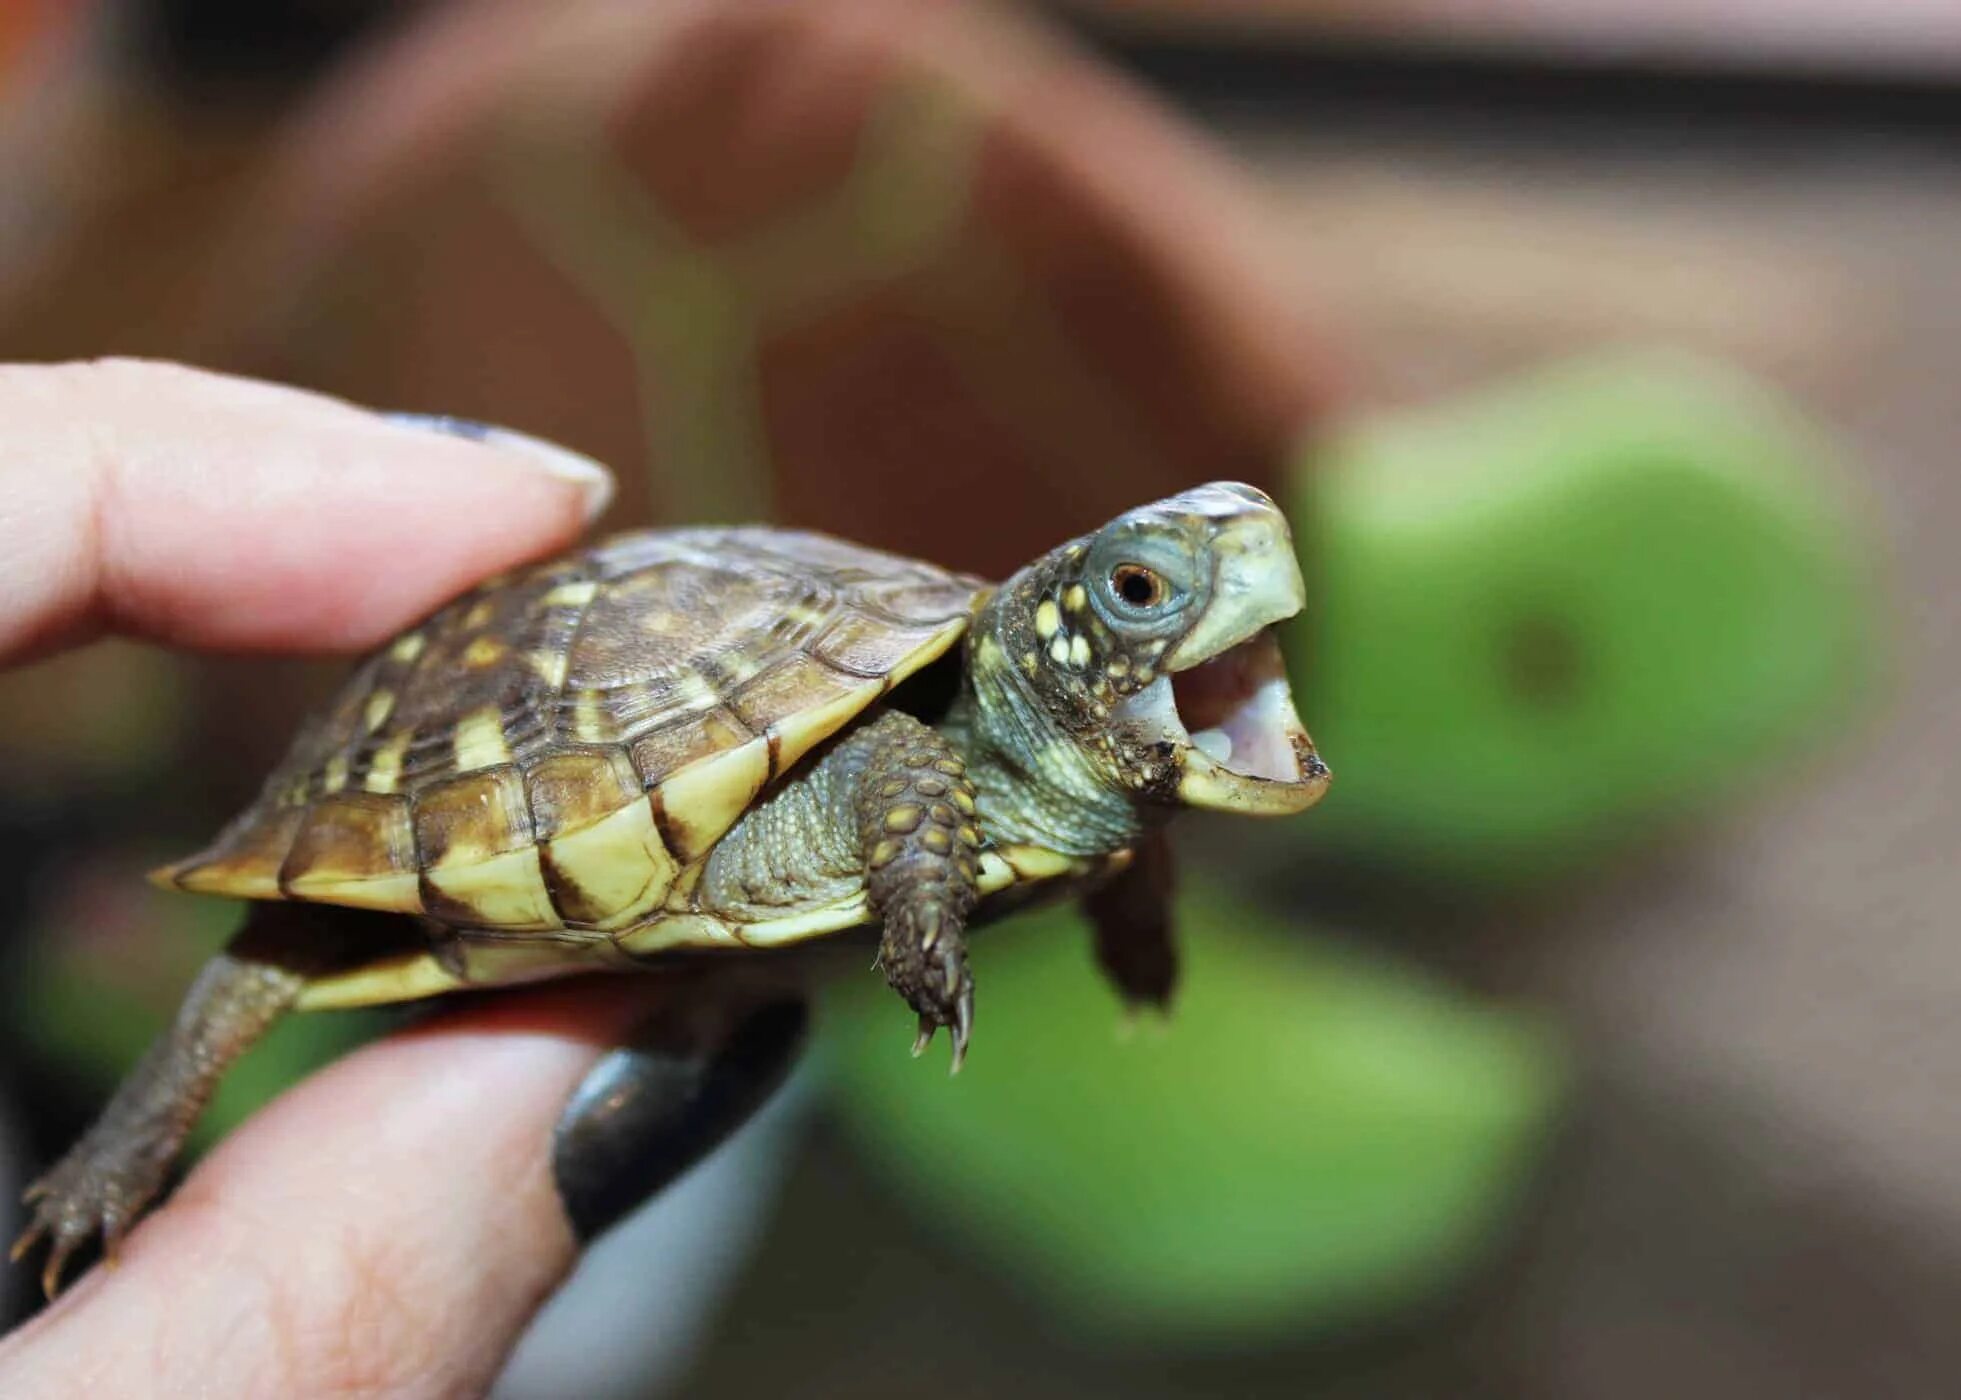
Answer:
(1084, 826, 1178, 1013)
(849, 712, 985, 1070)
(12, 906, 311, 1297)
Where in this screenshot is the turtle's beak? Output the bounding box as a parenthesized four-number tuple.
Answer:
(1115, 489, 1330, 816)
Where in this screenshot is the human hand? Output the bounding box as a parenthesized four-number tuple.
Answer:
(0, 360, 695, 1396)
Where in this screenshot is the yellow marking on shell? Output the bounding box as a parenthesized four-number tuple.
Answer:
(155, 807, 305, 899)
(572, 691, 611, 742)
(766, 676, 882, 777)
(463, 599, 497, 630)
(1069, 635, 1091, 668)
(285, 866, 421, 912)
(444, 929, 634, 988)
(543, 579, 598, 608)
(528, 649, 569, 689)
(414, 767, 557, 928)
(453, 705, 511, 771)
(653, 737, 771, 862)
(1048, 636, 1070, 664)
(280, 793, 421, 913)
(425, 847, 559, 928)
(615, 912, 749, 956)
(1035, 600, 1061, 639)
(321, 754, 350, 795)
(363, 729, 412, 794)
(363, 690, 396, 733)
(463, 636, 507, 668)
(547, 799, 681, 930)
(671, 670, 719, 711)
(390, 632, 426, 664)
(295, 952, 465, 1011)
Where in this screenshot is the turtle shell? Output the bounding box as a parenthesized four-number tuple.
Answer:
(158, 528, 984, 945)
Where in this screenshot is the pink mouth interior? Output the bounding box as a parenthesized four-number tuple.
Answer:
(1169, 629, 1308, 783)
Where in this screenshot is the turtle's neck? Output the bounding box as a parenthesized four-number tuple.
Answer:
(938, 581, 1142, 858)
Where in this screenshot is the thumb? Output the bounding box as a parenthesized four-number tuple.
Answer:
(0, 980, 667, 1399)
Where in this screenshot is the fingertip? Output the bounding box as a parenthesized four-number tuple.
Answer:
(0, 360, 620, 658)
(381, 414, 615, 524)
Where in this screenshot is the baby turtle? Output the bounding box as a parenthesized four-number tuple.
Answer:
(15, 482, 1328, 1294)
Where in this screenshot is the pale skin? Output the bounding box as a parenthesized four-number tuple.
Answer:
(0, 359, 653, 1397)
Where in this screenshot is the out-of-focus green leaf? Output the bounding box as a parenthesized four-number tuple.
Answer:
(1292, 348, 1879, 880)
(822, 886, 1564, 1345)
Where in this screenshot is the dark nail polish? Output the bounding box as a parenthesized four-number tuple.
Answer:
(552, 997, 808, 1244)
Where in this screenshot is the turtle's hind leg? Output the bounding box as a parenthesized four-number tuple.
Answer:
(11, 903, 327, 1297)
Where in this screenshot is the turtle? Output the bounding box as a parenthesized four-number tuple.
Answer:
(13, 480, 1329, 1295)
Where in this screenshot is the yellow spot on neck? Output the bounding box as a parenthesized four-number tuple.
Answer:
(1034, 600, 1061, 639)
(454, 706, 511, 770)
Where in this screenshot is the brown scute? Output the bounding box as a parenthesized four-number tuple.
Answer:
(412, 766, 535, 869)
(158, 524, 992, 929)
(562, 554, 823, 698)
(814, 612, 950, 678)
(160, 806, 306, 898)
(525, 748, 642, 840)
(629, 707, 755, 790)
(279, 793, 416, 886)
(728, 653, 870, 735)
(857, 576, 985, 626)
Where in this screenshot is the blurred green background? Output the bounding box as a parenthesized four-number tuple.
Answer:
(0, 2, 1946, 1398)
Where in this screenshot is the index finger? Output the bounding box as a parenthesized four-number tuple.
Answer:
(0, 359, 615, 662)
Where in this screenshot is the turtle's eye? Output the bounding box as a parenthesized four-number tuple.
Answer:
(1110, 563, 1167, 612)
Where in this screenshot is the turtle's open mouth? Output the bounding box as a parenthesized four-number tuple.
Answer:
(1117, 627, 1330, 814)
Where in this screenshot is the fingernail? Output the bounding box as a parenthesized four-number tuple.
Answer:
(383, 413, 615, 522)
(552, 997, 807, 1244)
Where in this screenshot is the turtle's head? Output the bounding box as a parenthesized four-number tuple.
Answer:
(966, 483, 1328, 845)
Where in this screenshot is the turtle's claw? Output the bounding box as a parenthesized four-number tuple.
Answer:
(948, 984, 974, 1076)
(911, 1018, 936, 1058)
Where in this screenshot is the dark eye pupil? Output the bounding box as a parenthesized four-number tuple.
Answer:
(1117, 568, 1160, 607)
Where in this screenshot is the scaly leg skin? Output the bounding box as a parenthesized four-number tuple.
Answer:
(12, 908, 310, 1298)
(1083, 826, 1178, 1015)
(852, 712, 984, 1070)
